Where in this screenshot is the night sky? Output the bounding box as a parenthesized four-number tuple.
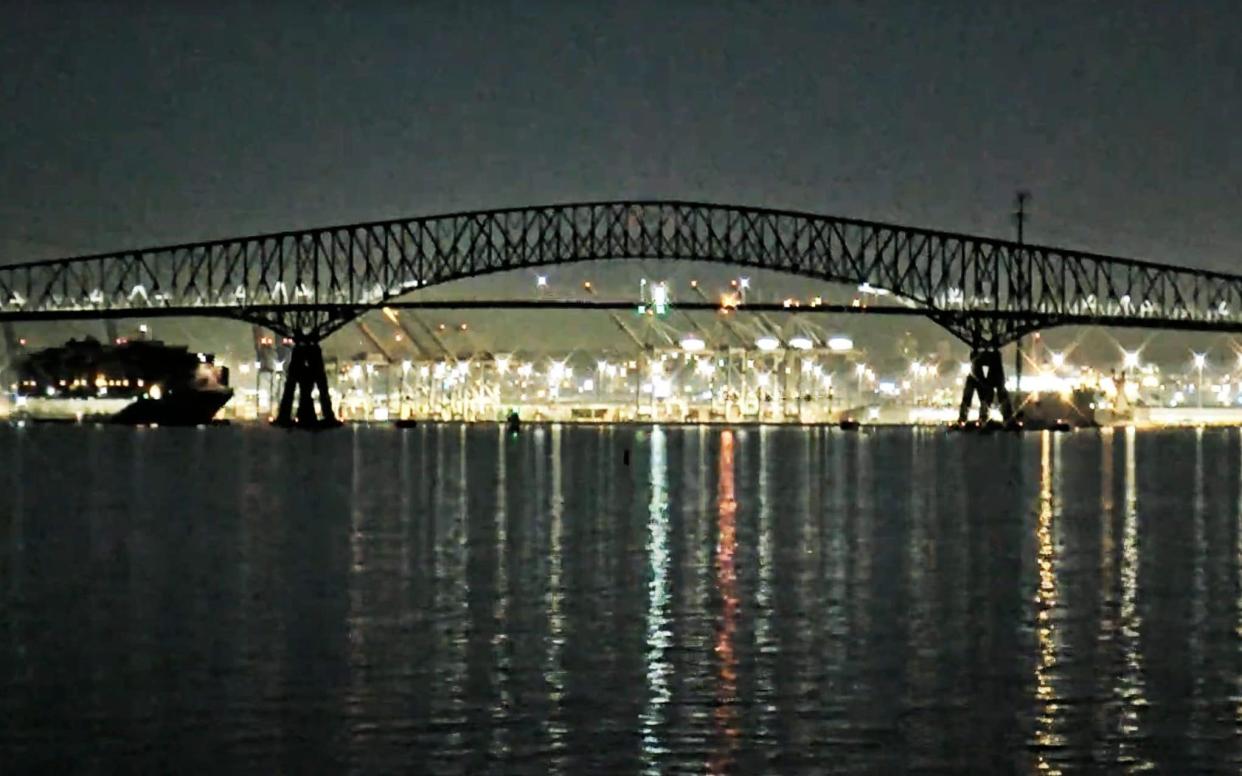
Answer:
(2, 1, 1240, 274)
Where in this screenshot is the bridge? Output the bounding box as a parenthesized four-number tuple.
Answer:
(3, 200, 1239, 427)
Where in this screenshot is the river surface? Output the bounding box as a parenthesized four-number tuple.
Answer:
(2, 424, 1241, 773)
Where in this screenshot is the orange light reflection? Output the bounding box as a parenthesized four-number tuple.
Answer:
(709, 430, 740, 774)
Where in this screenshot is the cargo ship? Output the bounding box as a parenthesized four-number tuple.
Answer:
(10, 337, 233, 425)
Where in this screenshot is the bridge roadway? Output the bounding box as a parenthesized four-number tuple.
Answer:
(2, 200, 1238, 426)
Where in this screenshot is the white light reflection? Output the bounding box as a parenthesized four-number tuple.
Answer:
(491, 426, 512, 760)
(1097, 428, 1116, 633)
(1237, 429, 1242, 730)
(907, 428, 936, 740)
(544, 425, 567, 764)
(423, 425, 464, 743)
(1116, 427, 1150, 767)
(346, 429, 368, 739)
(755, 427, 775, 743)
(1189, 428, 1207, 752)
(1032, 431, 1065, 772)
(641, 426, 671, 774)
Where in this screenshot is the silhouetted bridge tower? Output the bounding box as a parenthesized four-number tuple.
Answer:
(3, 200, 1240, 426)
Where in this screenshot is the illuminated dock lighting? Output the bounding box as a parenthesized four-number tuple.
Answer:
(680, 336, 706, 353)
(547, 361, 567, 384)
(755, 336, 780, 352)
(536, 275, 548, 288)
(1122, 350, 1140, 369)
(651, 282, 669, 315)
(1050, 351, 1065, 368)
(789, 336, 813, 350)
(827, 336, 853, 352)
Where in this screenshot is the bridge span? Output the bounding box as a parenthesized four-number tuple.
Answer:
(3, 200, 1239, 426)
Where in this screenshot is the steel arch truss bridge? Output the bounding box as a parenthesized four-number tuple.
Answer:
(4, 200, 1238, 425)
(4, 200, 1240, 342)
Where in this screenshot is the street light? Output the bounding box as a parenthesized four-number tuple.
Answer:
(1121, 350, 1140, 393)
(680, 336, 706, 353)
(651, 282, 670, 315)
(1193, 352, 1206, 408)
(909, 361, 924, 403)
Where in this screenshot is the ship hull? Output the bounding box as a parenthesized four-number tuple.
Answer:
(14, 389, 232, 426)
(112, 389, 233, 426)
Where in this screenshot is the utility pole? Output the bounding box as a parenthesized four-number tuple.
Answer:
(1013, 191, 1030, 400)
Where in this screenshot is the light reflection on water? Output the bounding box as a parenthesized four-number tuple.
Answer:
(2, 424, 1242, 773)
(710, 429, 739, 774)
(641, 425, 670, 774)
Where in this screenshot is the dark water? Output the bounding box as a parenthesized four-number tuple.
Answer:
(2, 424, 1241, 773)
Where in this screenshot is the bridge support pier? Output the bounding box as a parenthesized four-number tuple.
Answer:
(274, 341, 341, 430)
(957, 347, 1014, 425)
